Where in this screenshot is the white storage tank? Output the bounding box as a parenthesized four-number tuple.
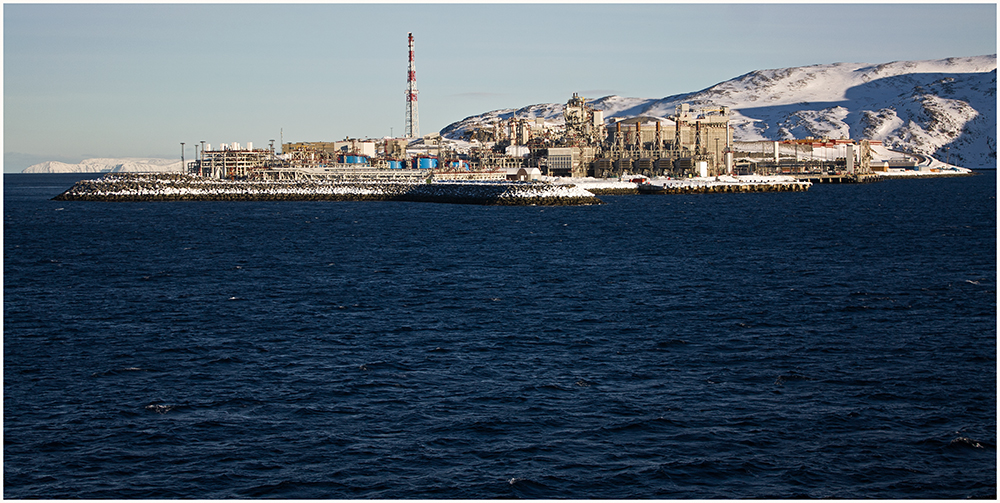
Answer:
(506, 145, 530, 157)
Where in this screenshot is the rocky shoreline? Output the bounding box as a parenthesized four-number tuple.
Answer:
(588, 183, 810, 195)
(52, 173, 604, 206)
(51, 173, 822, 204)
(583, 177, 812, 195)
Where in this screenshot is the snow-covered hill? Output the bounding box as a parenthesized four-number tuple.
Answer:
(23, 158, 185, 173)
(442, 55, 997, 169)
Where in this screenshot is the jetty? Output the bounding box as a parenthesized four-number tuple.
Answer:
(574, 175, 812, 195)
(794, 173, 880, 184)
(52, 173, 604, 206)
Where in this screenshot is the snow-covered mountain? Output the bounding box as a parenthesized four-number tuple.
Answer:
(442, 55, 997, 169)
(23, 158, 185, 173)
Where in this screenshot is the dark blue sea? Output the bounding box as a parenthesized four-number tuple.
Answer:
(4, 172, 996, 499)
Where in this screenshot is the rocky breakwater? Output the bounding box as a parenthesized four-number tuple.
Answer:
(53, 173, 603, 206)
(579, 175, 811, 195)
(652, 177, 811, 194)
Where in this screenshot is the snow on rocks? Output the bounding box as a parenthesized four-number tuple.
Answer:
(52, 173, 605, 206)
(53, 173, 818, 205)
(549, 175, 812, 194)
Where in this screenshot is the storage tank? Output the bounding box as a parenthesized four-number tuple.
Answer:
(343, 155, 368, 164)
(415, 156, 438, 169)
(506, 145, 530, 157)
(387, 160, 404, 169)
(445, 160, 470, 170)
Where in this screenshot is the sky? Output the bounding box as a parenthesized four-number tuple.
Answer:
(3, 2, 997, 172)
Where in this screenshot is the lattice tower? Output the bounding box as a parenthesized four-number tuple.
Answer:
(405, 33, 420, 139)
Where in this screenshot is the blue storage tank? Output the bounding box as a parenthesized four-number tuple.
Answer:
(416, 157, 438, 169)
(446, 160, 470, 170)
(387, 160, 404, 169)
(344, 155, 368, 164)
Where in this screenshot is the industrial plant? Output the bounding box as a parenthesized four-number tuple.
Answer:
(184, 33, 884, 184)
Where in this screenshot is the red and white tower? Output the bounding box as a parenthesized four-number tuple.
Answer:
(405, 32, 420, 139)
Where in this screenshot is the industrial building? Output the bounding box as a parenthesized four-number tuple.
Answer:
(450, 96, 737, 178)
(182, 34, 874, 182)
(189, 93, 873, 182)
(194, 142, 284, 178)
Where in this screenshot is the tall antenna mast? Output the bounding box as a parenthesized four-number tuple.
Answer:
(405, 32, 420, 139)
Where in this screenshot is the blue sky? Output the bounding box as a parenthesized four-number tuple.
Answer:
(4, 3, 996, 171)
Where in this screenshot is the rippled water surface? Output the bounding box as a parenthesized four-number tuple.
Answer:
(4, 173, 996, 498)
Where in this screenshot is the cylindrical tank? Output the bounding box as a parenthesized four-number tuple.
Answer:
(387, 160, 404, 169)
(344, 155, 368, 164)
(506, 145, 530, 157)
(416, 157, 438, 169)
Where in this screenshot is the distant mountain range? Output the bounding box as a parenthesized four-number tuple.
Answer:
(442, 55, 996, 169)
(22, 158, 184, 174)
